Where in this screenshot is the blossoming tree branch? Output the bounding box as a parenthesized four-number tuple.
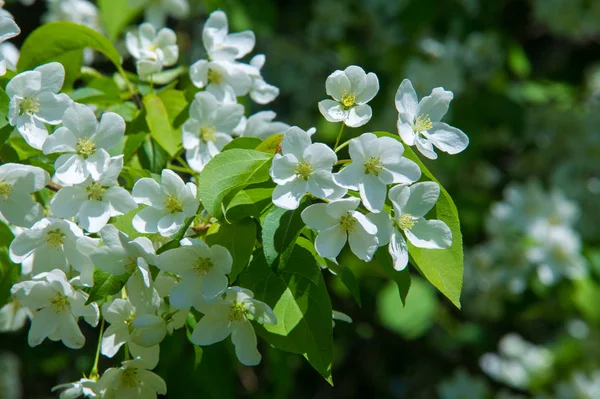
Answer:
(0, 7, 468, 398)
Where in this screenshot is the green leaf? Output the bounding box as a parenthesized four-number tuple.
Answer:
(255, 134, 283, 153)
(0, 125, 14, 148)
(123, 132, 148, 164)
(225, 182, 274, 221)
(374, 132, 464, 309)
(18, 22, 122, 76)
(240, 247, 333, 383)
(157, 89, 188, 127)
(375, 248, 411, 306)
(204, 218, 256, 282)
(377, 277, 437, 339)
(0, 221, 18, 308)
(98, 0, 142, 41)
(138, 137, 169, 174)
(221, 137, 262, 152)
(262, 201, 308, 267)
(197, 149, 273, 219)
(143, 94, 181, 157)
(86, 268, 131, 305)
(0, 88, 10, 129)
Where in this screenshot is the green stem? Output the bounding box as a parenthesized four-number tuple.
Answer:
(176, 156, 192, 170)
(333, 123, 345, 151)
(334, 159, 351, 166)
(90, 318, 105, 378)
(168, 164, 194, 174)
(334, 139, 350, 153)
(124, 343, 131, 361)
(117, 65, 137, 100)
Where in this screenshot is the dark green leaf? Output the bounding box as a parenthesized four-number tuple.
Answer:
(86, 267, 131, 305)
(205, 218, 256, 281)
(138, 137, 169, 174)
(0, 87, 10, 129)
(262, 201, 308, 267)
(225, 182, 274, 221)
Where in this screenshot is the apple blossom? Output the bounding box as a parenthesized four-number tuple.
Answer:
(126, 22, 178, 80)
(96, 358, 167, 399)
(0, 163, 49, 228)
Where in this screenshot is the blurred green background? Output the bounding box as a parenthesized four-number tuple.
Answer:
(2, 0, 600, 397)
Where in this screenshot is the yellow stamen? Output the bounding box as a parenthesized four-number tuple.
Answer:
(208, 69, 223, 84)
(85, 182, 106, 201)
(229, 301, 247, 322)
(339, 214, 357, 233)
(19, 97, 40, 114)
(295, 161, 313, 180)
(76, 138, 96, 157)
(49, 292, 69, 313)
(199, 126, 216, 142)
(398, 214, 416, 230)
(364, 156, 383, 176)
(413, 114, 433, 133)
(340, 90, 357, 109)
(46, 230, 65, 249)
(193, 257, 213, 276)
(0, 181, 13, 202)
(163, 195, 183, 214)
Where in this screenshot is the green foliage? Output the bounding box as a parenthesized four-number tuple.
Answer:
(0, 221, 18, 308)
(261, 201, 308, 267)
(143, 94, 182, 157)
(85, 268, 131, 305)
(205, 218, 257, 281)
(98, 0, 142, 41)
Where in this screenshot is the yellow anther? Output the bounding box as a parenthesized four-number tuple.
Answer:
(85, 182, 106, 201)
(199, 126, 216, 142)
(208, 69, 223, 84)
(295, 161, 313, 180)
(193, 257, 213, 276)
(0, 181, 13, 202)
(413, 114, 433, 133)
(76, 138, 96, 157)
(340, 90, 357, 109)
(19, 97, 40, 114)
(229, 301, 247, 322)
(49, 292, 69, 313)
(364, 156, 383, 176)
(46, 230, 65, 249)
(339, 214, 357, 233)
(163, 195, 183, 214)
(398, 213, 416, 230)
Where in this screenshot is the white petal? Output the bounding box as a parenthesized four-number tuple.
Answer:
(201, 270, 228, 299)
(101, 324, 128, 357)
(303, 143, 336, 171)
(325, 197, 360, 219)
(190, 313, 231, 346)
(415, 135, 438, 159)
(54, 154, 87, 185)
(389, 230, 409, 271)
(161, 169, 186, 197)
(16, 113, 48, 150)
(405, 218, 452, 249)
(325, 70, 351, 101)
(307, 170, 347, 201)
(417, 87, 453, 123)
(395, 79, 418, 118)
(132, 178, 165, 207)
(318, 99, 346, 123)
(0, 192, 44, 228)
(426, 122, 469, 155)
(398, 120, 416, 146)
(42, 127, 77, 154)
(78, 200, 111, 233)
(35, 62, 65, 93)
(189, 59, 209, 88)
(231, 321, 261, 366)
(132, 207, 164, 234)
(269, 154, 298, 184)
(358, 173, 386, 213)
(28, 306, 59, 347)
(281, 126, 311, 160)
(157, 212, 185, 237)
(271, 179, 307, 210)
(315, 225, 346, 259)
(301, 203, 339, 231)
(93, 112, 125, 150)
(61, 102, 97, 137)
(332, 163, 361, 191)
(103, 187, 137, 216)
(35, 92, 70, 124)
(402, 181, 440, 218)
(50, 186, 87, 218)
(367, 212, 394, 247)
(382, 157, 421, 185)
(348, 221, 378, 262)
(344, 104, 372, 128)
(6, 71, 41, 98)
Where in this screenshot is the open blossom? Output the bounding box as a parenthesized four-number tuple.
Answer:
(182, 91, 243, 172)
(395, 79, 469, 159)
(243, 54, 280, 105)
(202, 10, 255, 61)
(270, 127, 346, 210)
(0, 300, 31, 332)
(132, 169, 198, 237)
(0, 14, 20, 76)
(318, 65, 379, 128)
(126, 22, 178, 80)
(6, 62, 71, 149)
(0, 42, 19, 75)
(191, 287, 277, 366)
(301, 197, 379, 262)
(44, 0, 101, 31)
(157, 238, 232, 308)
(9, 218, 94, 283)
(50, 155, 137, 233)
(96, 358, 167, 399)
(43, 102, 126, 185)
(235, 111, 289, 139)
(129, 0, 189, 28)
(52, 378, 97, 399)
(333, 133, 421, 213)
(0, 163, 49, 227)
(11, 269, 99, 349)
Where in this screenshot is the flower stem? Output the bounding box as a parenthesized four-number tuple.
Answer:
(334, 159, 351, 166)
(117, 65, 137, 101)
(168, 164, 194, 174)
(333, 123, 345, 151)
(90, 318, 105, 379)
(334, 139, 350, 153)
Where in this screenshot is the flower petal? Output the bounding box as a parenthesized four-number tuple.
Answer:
(301, 203, 339, 231)
(325, 70, 351, 101)
(395, 79, 418, 118)
(132, 207, 164, 234)
(190, 313, 231, 346)
(271, 179, 307, 210)
(389, 230, 409, 270)
(35, 62, 65, 93)
(417, 87, 453, 123)
(358, 173, 386, 213)
(405, 218, 452, 249)
(132, 178, 166, 207)
(93, 112, 125, 150)
(303, 142, 336, 171)
(157, 212, 185, 237)
(315, 225, 346, 259)
(348, 218, 378, 261)
(78, 200, 111, 233)
(269, 154, 298, 184)
(345, 104, 372, 128)
(281, 126, 311, 160)
(307, 170, 347, 201)
(318, 99, 346, 123)
(231, 321, 261, 366)
(427, 122, 469, 155)
(42, 127, 77, 154)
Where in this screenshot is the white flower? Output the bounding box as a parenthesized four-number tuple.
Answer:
(6, 62, 71, 150)
(43, 102, 125, 185)
(270, 127, 346, 210)
(191, 286, 276, 366)
(0, 163, 49, 227)
(132, 170, 198, 237)
(376, 182, 453, 271)
(10, 269, 99, 349)
(129, 0, 189, 28)
(50, 156, 137, 233)
(126, 22, 178, 80)
(182, 91, 243, 172)
(9, 218, 94, 283)
(301, 197, 379, 262)
(0, 42, 19, 75)
(0, 16, 19, 76)
(89, 225, 159, 311)
(202, 10, 255, 62)
(395, 79, 469, 159)
(157, 238, 232, 308)
(96, 358, 167, 399)
(234, 111, 289, 139)
(245, 54, 279, 105)
(318, 65, 379, 128)
(0, 300, 31, 332)
(101, 298, 163, 368)
(52, 378, 97, 399)
(333, 133, 421, 213)
(189, 59, 253, 103)
(44, 0, 101, 32)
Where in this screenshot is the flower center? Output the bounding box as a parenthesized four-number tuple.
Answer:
(228, 301, 248, 322)
(339, 214, 357, 233)
(295, 161, 313, 180)
(0, 181, 13, 202)
(199, 126, 216, 142)
(46, 229, 65, 249)
(124, 256, 138, 273)
(340, 90, 356, 109)
(193, 257, 213, 276)
(19, 96, 40, 114)
(85, 182, 106, 201)
(163, 195, 183, 214)
(208, 69, 223, 84)
(364, 156, 383, 176)
(76, 137, 96, 157)
(49, 292, 69, 313)
(120, 368, 140, 388)
(397, 213, 416, 230)
(413, 114, 433, 133)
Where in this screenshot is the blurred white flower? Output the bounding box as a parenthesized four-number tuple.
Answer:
(96, 358, 166, 398)
(0, 163, 49, 227)
(52, 378, 97, 399)
(126, 23, 178, 80)
(234, 111, 289, 139)
(130, 0, 189, 28)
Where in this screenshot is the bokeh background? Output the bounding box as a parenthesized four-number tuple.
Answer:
(1, 0, 600, 397)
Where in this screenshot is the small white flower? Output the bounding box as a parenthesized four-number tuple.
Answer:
(10, 269, 99, 349)
(374, 182, 452, 271)
(333, 133, 421, 213)
(234, 111, 289, 139)
(132, 170, 198, 237)
(0, 42, 19, 75)
(182, 91, 243, 172)
(44, 0, 101, 32)
(96, 358, 167, 399)
(191, 286, 276, 366)
(245, 54, 280, 105)
(43, 102, 125, 185)
(50, 156, 137, 233)
(52, 378, 97, 399)
(189, 59, 253, 103)
(89, 225, 159, 311)
(270, 127, 346, 210)
(318, 65, 379, 128)
(129, 0, 189, 28)
(301, 197, 379, 262)
(6, 62, 71, 149)
(395, 79, 469, 159)
(0, 300, 31, 332)
(202, 10, 255, 62)
(126, 22, 178, 80)
(0, 15, 20, 76)
(0, 163, 49, 227)
(101, 298, 163, 368)
(157, 238, 232, 308)
(9, 218, 94, 282)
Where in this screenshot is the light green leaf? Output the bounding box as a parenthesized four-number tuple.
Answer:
(225, 182, 274, 221)
(240, 247, 333, 383)
(197, 149, 273, 219)
(205, 218, 256, 281)
(0, 221, 18, 308)
(0, 88, 10, 129)
(157, 89, 188, 126)
(221, 137, 262, 152)
(143, 94, 181, 157)
(255, 134, 283, 153)
(85, 267, 131, 305)
(98, 0, 142, 41)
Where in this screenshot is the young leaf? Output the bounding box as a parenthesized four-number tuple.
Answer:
(143, 94, 181, 157)
(225, 182, 275, 221)
(197, 149, 273, 219)
(205, 218, 256, 281)
(85, 268, 131, 305)
(221, 137, 262, 152)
